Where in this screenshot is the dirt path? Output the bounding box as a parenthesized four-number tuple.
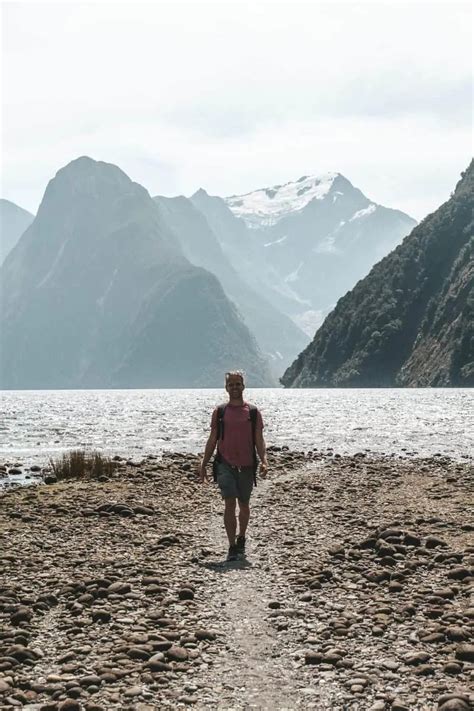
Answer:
(193, 474, 315, 710)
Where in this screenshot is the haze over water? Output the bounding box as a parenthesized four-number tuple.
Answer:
(1, 389, 472, 470)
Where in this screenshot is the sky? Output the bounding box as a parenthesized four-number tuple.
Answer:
(1, 0, 472, 220)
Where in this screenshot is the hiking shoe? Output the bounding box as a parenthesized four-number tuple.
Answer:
(236, 535, 246, 556)
(227, 544, 238, 561)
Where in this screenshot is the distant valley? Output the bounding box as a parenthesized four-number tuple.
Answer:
(223, 173, 416, 335)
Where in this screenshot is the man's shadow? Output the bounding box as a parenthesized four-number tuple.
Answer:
(198, 556, 253, 573)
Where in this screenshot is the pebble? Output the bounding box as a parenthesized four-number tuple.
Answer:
(166, 645, 189, 662)
(455, 643, 474, 662)
(391, 701, 410, 711)
(304, 652, 323, 665)
(178, 588, 195, 600)
(268, 600, 281, 609)
(123, 685, 143, 697)
(447, 567, 472, 580)
(443, 662, 463, 675)
(438, 700, 471, 711)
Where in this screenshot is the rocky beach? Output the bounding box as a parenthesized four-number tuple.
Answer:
(0, 449, 473, 710)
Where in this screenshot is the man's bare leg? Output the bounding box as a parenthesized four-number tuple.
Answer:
(224, 497, 237, 545)
(238, 502, 250, 537)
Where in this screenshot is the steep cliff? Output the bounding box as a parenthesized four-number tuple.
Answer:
(281, 162, 473, 387)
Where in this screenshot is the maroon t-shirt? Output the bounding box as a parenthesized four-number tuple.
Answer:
(211, 403, 263, 468)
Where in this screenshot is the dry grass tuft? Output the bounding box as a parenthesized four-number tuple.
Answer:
(49, 450, 118, 481)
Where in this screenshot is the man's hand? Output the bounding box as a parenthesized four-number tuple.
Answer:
(199, 463, 209, 484)
(259, 461, 268, 479)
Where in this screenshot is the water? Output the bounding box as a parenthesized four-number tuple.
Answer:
(1, 389, 472, 475)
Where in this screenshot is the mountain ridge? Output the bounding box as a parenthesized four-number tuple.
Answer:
(0, 198, 34, 265)
(0, 157, 275, 388)
(224, 172, 416, 229)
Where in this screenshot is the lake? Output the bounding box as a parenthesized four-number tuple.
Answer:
(1, 389, 472, 477)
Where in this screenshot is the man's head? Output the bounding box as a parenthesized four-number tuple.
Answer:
(225, 370, 245, 398)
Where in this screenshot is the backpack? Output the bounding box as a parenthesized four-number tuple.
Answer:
(212, 403, 259, 486)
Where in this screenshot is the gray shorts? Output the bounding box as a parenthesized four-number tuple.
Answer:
(216, 460, 255, 503)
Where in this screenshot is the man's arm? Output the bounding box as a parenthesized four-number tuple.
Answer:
(255, 426, 268, 478)
(199, 420, 218, 483)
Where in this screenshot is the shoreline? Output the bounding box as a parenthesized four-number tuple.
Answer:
(1, 449, 473, 709)
(1, 447, 473, 492)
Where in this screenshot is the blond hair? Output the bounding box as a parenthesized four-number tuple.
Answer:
(225, 370, 245, 384)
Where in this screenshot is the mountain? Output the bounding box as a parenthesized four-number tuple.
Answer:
(281, 162, 474, 388)
(0, 199, 34, 265)
(0, 157, 275, 388)
(226, 173, 341, 228)
(154, 194, 309, 370)
(190, 188, 305, 319)
(223, 174, 417, 335)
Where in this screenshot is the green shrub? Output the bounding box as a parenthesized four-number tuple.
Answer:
(49, 450, 118, 481)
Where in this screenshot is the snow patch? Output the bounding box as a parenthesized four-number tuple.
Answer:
(313, 236, 338, 254)
(225, 172, 339, 228)
(284, 262, 304, 283)
(37, 239, 69, 288)
(264, 235, 287, 247)
(271, 280, 311, 306)
(97, 268, 118, 310)
(293, 309, 325, 337)
(313, 219, 346, 254)
(349, 204, 377, 221)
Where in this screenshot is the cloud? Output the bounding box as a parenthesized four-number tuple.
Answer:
(2, 1, 472, 219)
(3, 111, 469, 220)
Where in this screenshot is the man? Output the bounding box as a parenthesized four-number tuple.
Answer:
(199, 371, 268, 561)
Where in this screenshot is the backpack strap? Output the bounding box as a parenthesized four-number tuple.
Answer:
(248, 404, 259, 486)
(248, 404, 258, 448)
(212, 404, 226, 481)
(216, 404, 227, 441)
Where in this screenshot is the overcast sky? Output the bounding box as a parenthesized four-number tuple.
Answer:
(1, 0, 472, 220)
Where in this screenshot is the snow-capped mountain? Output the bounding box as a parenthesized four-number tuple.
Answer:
(225, 173, 339, 228)
(216, 173, 417, 335)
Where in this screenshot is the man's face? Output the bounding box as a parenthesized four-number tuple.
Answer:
(226, 375, 244, 397)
